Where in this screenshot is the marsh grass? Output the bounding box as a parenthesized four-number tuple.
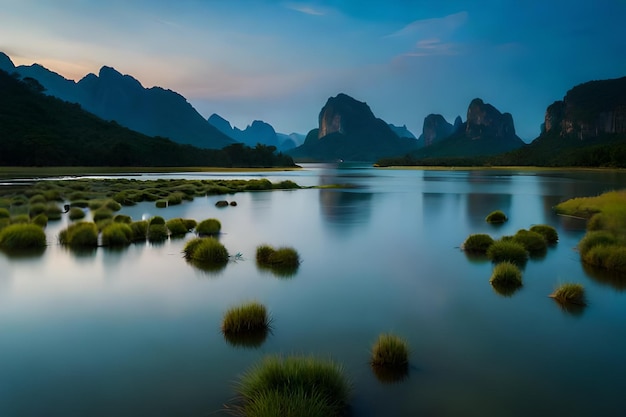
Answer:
(31, 213, 48, 228)
(29, 203, 47, 218)
(490, 261, 522, 287)
(485, 210, 507, 224)
(113, 214, 132, 224)
(59, 222, 98, 248)
(155, 199, 168, 208)
(221, 301, 270, 337)
(550, 283, 586, 306)
(183, 237, 229, 267)
(101, 223, 133, 246)
(462, 233, 494, 253)
(256, 244, 300, 276)
(165, 218, 192, 236)
(530, 224, 558, 244)
(129, 220, 149, 242)
(234, 355, 351, 417)
(370, 333, 409, 372)
(68, 207, 86, 221)
(578, 231, 618, 256)
(0, 223, 46, 250)
(196, 218, 221, 235)
(148, 224, 169, 242)
(0, 208, 9, 219)
(487, 240, 528, 265)
(10, 214, 31, 224)
(70, 199, 89, 208)
(512, 229, 547, 255)
(149, 216, 166, 226)
(46, 204, 63, 220)
(92, 208, 113, 222)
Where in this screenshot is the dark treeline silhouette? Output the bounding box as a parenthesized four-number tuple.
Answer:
(0, 69, 296, 167)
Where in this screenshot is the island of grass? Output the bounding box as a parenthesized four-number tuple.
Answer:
(0, 223, 46, 251)
(486, 210, 508, 224)
(256, 244, 301, 276)
(549, 283, 586, 306)
(234, 355, 351, 417)
(221, 301, 270, 347)
(370, 333, 410, 383)
(183, 237, 229, 270)
(462, 233, 494, 253)
(556, 190, 626, 273)
(487, 239, 528, 265)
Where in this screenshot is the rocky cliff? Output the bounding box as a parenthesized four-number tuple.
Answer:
(543, 76, 626, 139)
(466, 98, 518, 141)
(288, 93, 418, 161)
(418, 114, 455, 147)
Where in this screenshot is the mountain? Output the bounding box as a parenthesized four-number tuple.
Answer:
(416, 114, 456, 147)
(1, 52, 234, 149)
(0, 69, 295, 167)
(388, 124, 416, 140)
(489, 76, 626, 167)
(288, 93, 418, 161)
(208, 113, 302, 151)
(404, 98, 525, 160)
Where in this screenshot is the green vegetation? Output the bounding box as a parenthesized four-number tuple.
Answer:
(196, 218, 221, 235)
(512, 229, 547, 255)
(183, 237, 229, 268)
(31, 213, 48, 228)
(486, 240, 528, 265)
(113, 214, 132, 224)
(462, 233, 494, 253)
(101, 223, 133, 246)
(0, 223, 46, 250)
(59, 222, 98, 248)
(556, 191, 626, 274)
(485, 210, 507, 224)
(234, 355, 351, 417)
(256, 244, 301, 276)
(68, 207, 86, 220)
(549, 283, 586, 306)
(46, 203, 62, 220)
(0, 69, 296, 168)
(529, 224, 558, 244)
(28, 202, 47, 218)
(370, 333, 409, 369)
(221, 301, 270, 337)
(165, 218, 194, 236)
(0, 208, 9, 219)
(129, 220, 148, 242)
(147, 224, 168, 242)
(490, 261, 523, 287)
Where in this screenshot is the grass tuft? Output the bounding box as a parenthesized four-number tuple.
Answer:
(183, 237, 229, 267)
(462, 233, 494, 253)
(487, 239, 528, 265)
(234, 355, 351, 417)
(101, 223, 133, 246)
(221, 301, 270, 335)
(529, 224, 558, 244)
(485, 210, 507, 224)
(490, 261, 523, 287)
(59, 222, 98, 247)
(370, 333, 409, 371)
(196, 218, 221, 235)
(0, 223, 47, 250)
(512, 229, 547, 255)
(550, 283, 586, 306)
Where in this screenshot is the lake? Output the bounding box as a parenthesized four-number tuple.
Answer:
(2, 164, 626, 417)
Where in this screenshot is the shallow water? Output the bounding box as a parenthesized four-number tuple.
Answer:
(2, 165, 626, 417)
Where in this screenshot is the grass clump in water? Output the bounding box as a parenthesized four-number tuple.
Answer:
(370, 333, 409, 369)
(256, 244, 301, 276)
(196, 218, 221, 235)
(92, 208, 113, 223)
(578, 231, 618, 257)
(31, 213, 48, 228)
(221, 301, 270, 346)
(166, 218, 194, 236)
(234, 355, 351, 417)
(0, 208, 10, 219)
(485, 210, 507, 224)
(490, 261, 522, 287)
(68, 207, 86, 221)
(46, 204, 63, 220)
(462, 233, 494, 253)
(549, 283, 586, 306)
(530, 224, 558, 244)
(183, 237, 229, 267)
(512, 229, 547, 255)
(101, 223, 133, 246)
(113, 214, 132, 224)
(0, 223, 47, 250)
(129, 220, 148, 242)
(148, 224, 168, 242)
(487, 239, 528, 265)
(59, 222, 98, 248)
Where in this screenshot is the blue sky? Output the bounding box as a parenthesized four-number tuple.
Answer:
(1, 0, 625, 141)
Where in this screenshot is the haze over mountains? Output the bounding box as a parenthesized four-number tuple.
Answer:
(2, 50, 625, 166)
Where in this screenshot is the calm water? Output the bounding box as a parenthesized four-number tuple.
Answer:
(2, 165, 626, 417)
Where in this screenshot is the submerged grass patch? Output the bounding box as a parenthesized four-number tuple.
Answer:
(487, 240, 528, 265)
(234, 355, 351, 417)
(370, 333, 409, 372)
(196, 218, 221, 235)
(0, 223, 46, 250)
(550, 283, 586, 306)
(462, 233, 494, 253)
(221, 301, 270, 336)
(485, 210, 507, 224)
(59, 222, 98, 248)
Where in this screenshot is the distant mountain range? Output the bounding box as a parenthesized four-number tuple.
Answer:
(207, 113, 304, 151)
(2, 51, 624, 167)
(0, 69, 295, 167)
(0, 52, 235, 149)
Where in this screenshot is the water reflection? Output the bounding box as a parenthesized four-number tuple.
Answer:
(583, 263, 626, 291)
(0, 246, 46, 259)
(371, 363, 409, 384)
(222, 328, 270, 348)
(466, 193, 512, 228)
(319, 189, 372, 231)
(550, 299, 586, 317)
(490, 281, 522, 297)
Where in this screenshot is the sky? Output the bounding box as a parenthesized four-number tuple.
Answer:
(1, 0, 625, 141)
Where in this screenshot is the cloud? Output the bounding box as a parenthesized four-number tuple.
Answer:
(386, 11, 468, 39)
(401, 38, 463, 57)
(284, 2, 326, 16)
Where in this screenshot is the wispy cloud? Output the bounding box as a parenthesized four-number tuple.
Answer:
(284, 2, 326, 16)
(402, 38, 462, 57)
(386, 11, 468, 39)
